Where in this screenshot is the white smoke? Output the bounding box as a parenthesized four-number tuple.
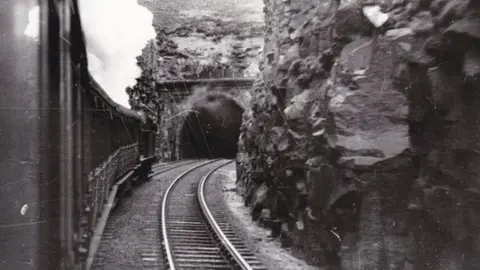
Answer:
(24, 0, 156, 108)
(78, 0, 156, 108)
(24, 6, 40, 39)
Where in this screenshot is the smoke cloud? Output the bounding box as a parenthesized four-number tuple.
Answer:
(24, 6, 40, 39)
(78, 0, 156, 108)
(25, 0, 156, 108)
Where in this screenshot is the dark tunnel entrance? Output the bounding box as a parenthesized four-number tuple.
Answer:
(179, 93, 244, 159)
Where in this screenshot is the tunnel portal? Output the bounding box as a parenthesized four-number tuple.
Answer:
(179, 93, 244, 159)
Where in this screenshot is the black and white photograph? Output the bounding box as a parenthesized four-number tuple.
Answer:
(1, 0, 480, 269)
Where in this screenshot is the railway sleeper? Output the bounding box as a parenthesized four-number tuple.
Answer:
(162, 161, 268, 270)
(176, 264, 233, 269)
(173, 247, 222, 253)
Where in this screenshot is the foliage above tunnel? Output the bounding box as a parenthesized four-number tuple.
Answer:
(127, 27, 260, 120)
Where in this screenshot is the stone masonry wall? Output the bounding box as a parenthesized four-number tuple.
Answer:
(157, 82, 252, 161)
(237, 0, 480, 269)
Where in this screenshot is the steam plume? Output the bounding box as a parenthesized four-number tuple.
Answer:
(24, 6, 39, 39)
(25, 0, 156, 108)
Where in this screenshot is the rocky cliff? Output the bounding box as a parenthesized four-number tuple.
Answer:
(237, 0, 480, 269)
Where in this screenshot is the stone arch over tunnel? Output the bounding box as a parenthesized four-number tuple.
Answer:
(179, 92, 244, 159)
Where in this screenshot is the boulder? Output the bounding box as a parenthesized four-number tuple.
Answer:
(329, 37, 409, 170)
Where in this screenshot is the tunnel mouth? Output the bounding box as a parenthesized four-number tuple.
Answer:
(179, 93, 244, 159)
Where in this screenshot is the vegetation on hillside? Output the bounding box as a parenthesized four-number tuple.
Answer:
(126, 28, 252, 119)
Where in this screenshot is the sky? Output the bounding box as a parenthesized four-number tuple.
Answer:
(24, 0, 156, 108)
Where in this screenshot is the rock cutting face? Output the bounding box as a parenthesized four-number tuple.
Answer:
(180, 93, 244, 159)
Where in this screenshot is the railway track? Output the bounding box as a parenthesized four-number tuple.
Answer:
(150, 159, 200, 178)
(151, 159, 195, 171)
(91, 160, 206, 270)
(91, 159, 265, 270)
(162, 160, 266, 270)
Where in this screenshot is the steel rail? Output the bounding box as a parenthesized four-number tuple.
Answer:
(87, 159, 201, 270)
(150, 159, 198, 176)
(197, 160, 255, 270)
(151, 161, 180, 170)
(161, 159, 223, 270)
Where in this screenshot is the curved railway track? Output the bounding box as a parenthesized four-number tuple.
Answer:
(91, 159, 207, 270)
(91, 159, 266, 270)
(161, 160, 266, 270)
(150, 160, 201, 178)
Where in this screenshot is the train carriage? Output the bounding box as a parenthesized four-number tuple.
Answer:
(0, 1, 157, 269)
